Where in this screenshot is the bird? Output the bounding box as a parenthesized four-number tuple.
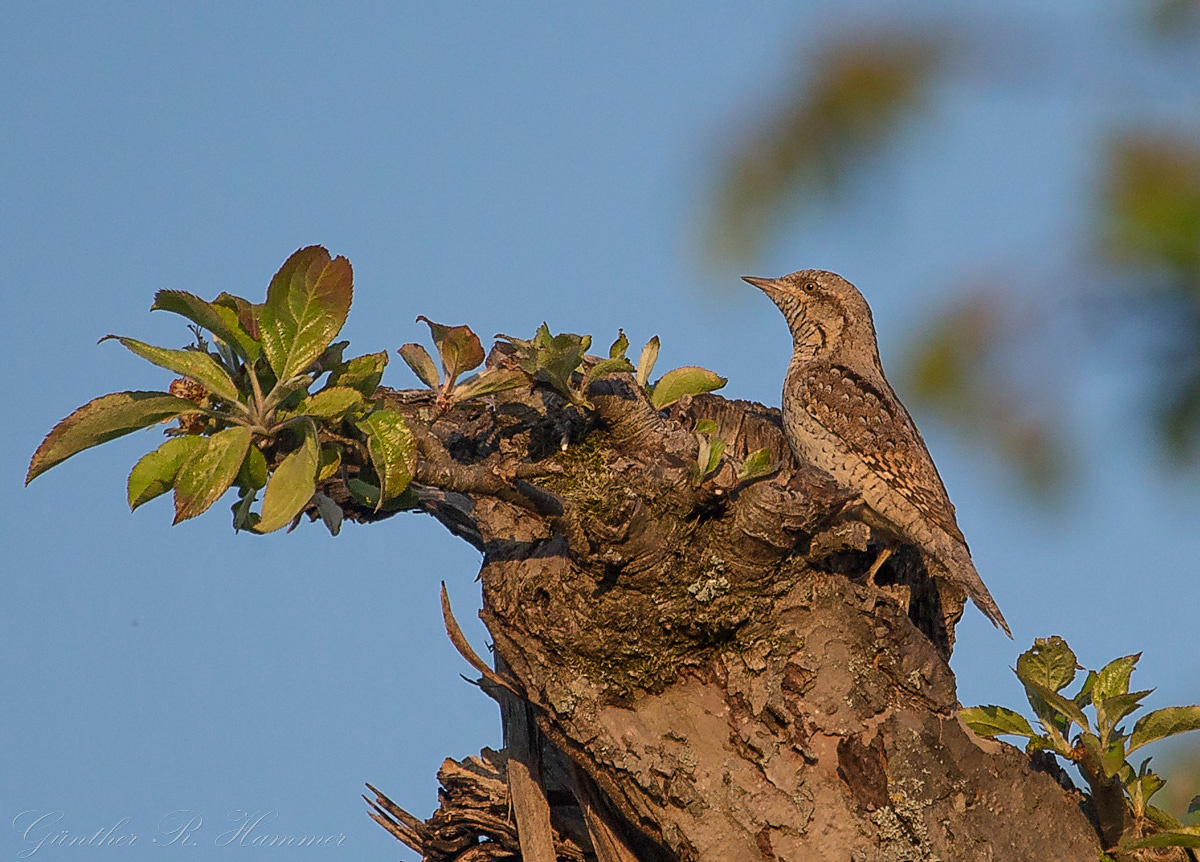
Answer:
(744, 269, 1010, 636)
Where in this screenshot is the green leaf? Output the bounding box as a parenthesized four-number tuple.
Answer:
(127, 436, 204, 511)
(537, 338, 587, 394)
(317, 445, 341, 481)
(1100, 734, 1127, 778)
(256, 419, 320, 533)
(695, 419, 719, 435)
(398, 343, 440, 389)
(1135, 770, 1166, 805)
(417, 317, 485, 386)
(347, 478, 381, 507)
(1074, 670, 1098, 709)
(259, 246, 353, 380)
(310, 340, 349, 375)
(295, 386, 366, 420)
(1095, 689, 1154, 741)
(737, 448, 775, 483)
(237, 444, 269, 490)
(1018, 673, 1090, 737)
(452, 368, 529, 401)
(152, 289, 261, 362)
(583, 356, 635, 388)
(213, 291, 262, 341)
(609, 329, 629, 359)
(704, 437, 726, 476)
(357, 409, 417, 508)
(172, 426, 253, 523)
(346, 478, 419, 511)
(101, 335, 242, 404)
(27, 391, 204, 484)
(1129, 705, 1200, 754)
(329, 351, 389, 397)
(960, 705, 1038, 739)
(231, 487, 258, 533)
(636, 336, 660, 389)
(1016, 636, 1079, 693)
(650, 366, 727, 409)
(1145, 803, 1183, 830)
(260, 373, 315, 416)
(313, 492, 343, 536)
(1095, 653, 1141, 700)
(1119, 826, 1200, 851)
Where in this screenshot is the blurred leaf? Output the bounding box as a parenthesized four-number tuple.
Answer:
(173, 426, 253, 523)
(706, 33, 942, 261)
(101, 336, 241, 404)
(256, 419, 319, 533)
(1149, 0, 1200, 35)
(260, 246, 354, 381)
(27, 391, 202, 484)
(903, 293, 1068, 496)
(1103, 135, 1200, 282)
(398, 343, 440, 389)
(127, 436, 204, 511)
(695, 419, 719, 435)
(960, 705, 1037, 739)
(650, 366, 727, 409)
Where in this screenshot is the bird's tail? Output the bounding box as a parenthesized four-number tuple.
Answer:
(939, 543, 1012, 637)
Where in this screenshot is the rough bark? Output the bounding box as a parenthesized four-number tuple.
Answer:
(333, 360, 1101, 861)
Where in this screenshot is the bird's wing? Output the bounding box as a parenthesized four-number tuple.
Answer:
(794, 363, 966, 545)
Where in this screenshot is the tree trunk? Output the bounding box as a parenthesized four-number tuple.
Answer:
(347, 363, 1100, 861)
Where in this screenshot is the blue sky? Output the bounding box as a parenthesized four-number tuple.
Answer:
(4, 3, 1198, 859)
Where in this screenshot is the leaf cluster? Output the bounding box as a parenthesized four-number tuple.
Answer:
(402, 320, 727, 412)
(27, 246, 418, 534)
(962, 636, 1200, 852)
(27, 248, 731, 539)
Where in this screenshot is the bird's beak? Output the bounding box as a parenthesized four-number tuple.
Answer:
(742, 275, 783, 295)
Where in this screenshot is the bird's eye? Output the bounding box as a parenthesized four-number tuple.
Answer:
(803, 282, 817, 293)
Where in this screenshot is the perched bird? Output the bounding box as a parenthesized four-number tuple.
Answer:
(745, 269, 1010, 636)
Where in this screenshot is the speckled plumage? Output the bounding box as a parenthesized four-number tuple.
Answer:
(746, 269, 1010, 636)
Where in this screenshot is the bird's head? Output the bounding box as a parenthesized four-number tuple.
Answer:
(743, 269, 878, 363)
